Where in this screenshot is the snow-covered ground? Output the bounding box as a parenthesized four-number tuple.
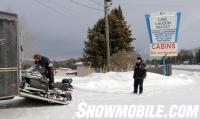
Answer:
(172, 65, 200, 70)
(0, 70, 200, 119)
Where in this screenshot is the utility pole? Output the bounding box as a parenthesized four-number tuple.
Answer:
(104, 0, 111, 71)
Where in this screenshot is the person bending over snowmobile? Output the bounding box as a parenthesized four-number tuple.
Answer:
(133, 57, 147, 94)
(33, 54, 54, 89)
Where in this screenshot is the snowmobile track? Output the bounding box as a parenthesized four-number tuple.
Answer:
(20, 92, 70, 105)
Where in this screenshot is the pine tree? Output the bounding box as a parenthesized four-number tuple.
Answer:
(83, 6, 135, 69)
(196, 49, 200, 64)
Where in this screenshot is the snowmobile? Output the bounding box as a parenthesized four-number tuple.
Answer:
(0, 11, 71, 105)
(20, 65, 73, 105)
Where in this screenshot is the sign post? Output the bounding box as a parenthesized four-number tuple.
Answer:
(146, 11, 181, 76)
(162, 54, 167, 76)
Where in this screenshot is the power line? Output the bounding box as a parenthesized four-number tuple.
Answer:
(33, 0, 102, 26)
(32, 0, 98, 26)
(47, 0, 100, 20)
(69, 0, 103, 12)
(34, 0, 69, 17)
(47, 0, 77, 13)
(89, 0, 104, 6)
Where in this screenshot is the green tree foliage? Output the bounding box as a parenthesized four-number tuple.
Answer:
(196, 49, 200, 64)
(83, 6, 135, 68)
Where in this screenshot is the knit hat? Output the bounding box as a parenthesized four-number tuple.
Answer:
(33, 54, 41, 60)
(137, 57, 142, 61)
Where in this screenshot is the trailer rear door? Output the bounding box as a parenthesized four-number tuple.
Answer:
(0, 11, 19, 100)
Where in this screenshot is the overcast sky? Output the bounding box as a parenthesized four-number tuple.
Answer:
(0, 0, 200, 60)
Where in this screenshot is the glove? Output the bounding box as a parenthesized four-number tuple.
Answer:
(48, 63, 53, 68)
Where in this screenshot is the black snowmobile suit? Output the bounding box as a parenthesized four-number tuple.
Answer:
(133, 61, 147, 94)
(35, 56, 54, 89)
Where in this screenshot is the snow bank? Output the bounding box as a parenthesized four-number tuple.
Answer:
(68, 71, 195, 94)
(75, 72, 133, 93)
(173, 70, 200, 81)
(173, 65, 200, 70)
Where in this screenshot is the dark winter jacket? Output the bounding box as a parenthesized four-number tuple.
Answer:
(35, 56, 53, 73)
(133, 62, 147, 80)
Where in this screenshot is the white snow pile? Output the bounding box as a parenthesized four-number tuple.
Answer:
(67, 71, 196, 94)
(173, 65, 200, 70)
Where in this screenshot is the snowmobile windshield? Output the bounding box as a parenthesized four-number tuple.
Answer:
(22, 65, 44, 79)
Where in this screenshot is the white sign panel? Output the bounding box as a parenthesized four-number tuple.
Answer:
(150, 43, 178, 57)
(145, 11, 181, 57)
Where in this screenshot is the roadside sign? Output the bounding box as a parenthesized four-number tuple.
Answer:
(145, 11, 181, 57)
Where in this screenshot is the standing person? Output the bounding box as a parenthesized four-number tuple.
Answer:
(133, 57, 147, 94)
(33, 54, 54, 89)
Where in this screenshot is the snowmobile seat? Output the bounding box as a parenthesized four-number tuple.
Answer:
(62, 78, 73, 84)
(54, 82, 71, 91)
